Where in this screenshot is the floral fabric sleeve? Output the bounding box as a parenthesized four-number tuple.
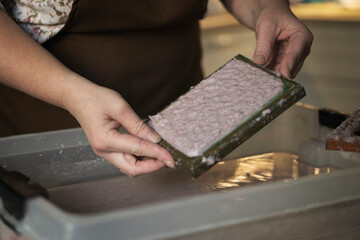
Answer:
(0, 0, 74, 44)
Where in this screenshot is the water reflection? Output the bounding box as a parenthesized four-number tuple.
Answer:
(197, 152, 336, 191)
(50, 152, 338, 213)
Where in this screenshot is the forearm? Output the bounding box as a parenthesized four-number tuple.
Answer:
(0, 10, 92, 110)
(221, 0, 291, 30)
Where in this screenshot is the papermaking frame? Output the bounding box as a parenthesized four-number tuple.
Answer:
(153, 54, 306, 178)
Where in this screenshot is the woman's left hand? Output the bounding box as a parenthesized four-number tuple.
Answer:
(222, 0, 313, 79)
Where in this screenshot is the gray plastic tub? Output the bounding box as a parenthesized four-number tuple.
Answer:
(0, 103, 360, 240)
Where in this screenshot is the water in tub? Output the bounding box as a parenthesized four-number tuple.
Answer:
(48, 152, 336, 214)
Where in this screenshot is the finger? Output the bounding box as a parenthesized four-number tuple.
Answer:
(113, 101, 161, 143)
(99, 132, 175, 168)
(132, 155, 166, 172)
(253, 22, 279, 65)
(266, 41, 287, 72)
(101, 152, 166, 177)
(290, 55, 306, 79)
(291, 34, 312, 78)
(279, 32, 312, 79)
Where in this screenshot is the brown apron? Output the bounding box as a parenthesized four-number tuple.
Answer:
(0, 0, 207, 136)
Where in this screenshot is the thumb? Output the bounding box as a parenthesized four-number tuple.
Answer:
(253, 23, 278, 66)
(113, 101, 161, 143)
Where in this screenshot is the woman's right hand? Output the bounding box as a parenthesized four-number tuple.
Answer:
(1, 10, 174, 177)
(63, 80, 176, 177)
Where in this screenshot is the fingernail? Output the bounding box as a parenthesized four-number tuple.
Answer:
(254, 54, 266, 65)
(147, 131, 161, 143)
(165, 160, 176, 169)
(274, 71, 281, 77)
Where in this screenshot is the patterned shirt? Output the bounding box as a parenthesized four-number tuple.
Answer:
(0, 0, 74, 43)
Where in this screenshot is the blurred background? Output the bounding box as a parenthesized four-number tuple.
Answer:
(200, 0, 360, 114)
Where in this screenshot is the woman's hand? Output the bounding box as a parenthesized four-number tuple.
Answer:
(222, 0, 313, 79)
(252, 1, 313, 78)
(64, 82, 175, 177)
(0, 11, 174, 177)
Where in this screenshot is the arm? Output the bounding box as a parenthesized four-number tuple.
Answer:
(221, 0, 313, 79)
(0, 10, 175, 176)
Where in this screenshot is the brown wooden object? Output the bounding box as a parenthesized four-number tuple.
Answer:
(326, 108, 360, 152)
